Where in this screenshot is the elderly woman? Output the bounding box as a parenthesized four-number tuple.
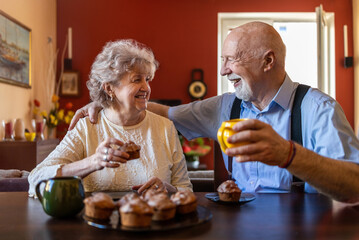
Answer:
(28, 39, 192, 196)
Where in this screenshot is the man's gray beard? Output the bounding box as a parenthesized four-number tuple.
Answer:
(234, 81, 252, 101)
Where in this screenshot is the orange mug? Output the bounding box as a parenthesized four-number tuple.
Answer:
(217, 119, 250, 153)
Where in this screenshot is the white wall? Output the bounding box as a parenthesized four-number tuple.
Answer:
(0, 0, 56, 136)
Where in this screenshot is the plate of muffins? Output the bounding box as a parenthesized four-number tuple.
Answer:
(205, 180, 256, 204)
(83, 190, 212, 231)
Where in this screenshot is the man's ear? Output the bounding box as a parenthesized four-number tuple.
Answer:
(263, 51, 275, 72)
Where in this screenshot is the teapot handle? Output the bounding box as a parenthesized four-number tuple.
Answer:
(35, 179, 47, 202)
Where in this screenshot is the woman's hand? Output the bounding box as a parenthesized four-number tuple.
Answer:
(57, 137, 130, 178)
(92, 137, 130, 170)
(225, 119, 289, 167)
(132, 177, 176, 195)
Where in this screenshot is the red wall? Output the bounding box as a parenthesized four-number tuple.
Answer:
(57, 0, 354, 170)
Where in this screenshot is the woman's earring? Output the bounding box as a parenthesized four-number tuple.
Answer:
(108, 91, 113, 102)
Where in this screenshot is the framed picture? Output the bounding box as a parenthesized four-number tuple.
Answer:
(60, 71, 80, 97)
(0, 10, 31, 88)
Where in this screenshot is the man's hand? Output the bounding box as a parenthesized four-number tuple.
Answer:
(225, 119, 290, 167)
(68, 102, 103, 130)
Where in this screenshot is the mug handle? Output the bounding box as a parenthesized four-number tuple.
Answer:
(35, 179, 47, 202)
(217, 125, 228, 153)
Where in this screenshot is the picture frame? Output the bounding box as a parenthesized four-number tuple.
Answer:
(60, 71, 80, 97)
(0, 10, 31, 88)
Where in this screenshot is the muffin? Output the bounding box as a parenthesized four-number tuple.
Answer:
(84, 192, 116, 220)
(119, 141, 141, 160)
(117, 192, 140, 208)
(170, 190, 197, 214)
(120, 198, 154, 227)
(217, 180, 242, 202)
(141, 188, 168, 201)
(146, 193, 176, 221)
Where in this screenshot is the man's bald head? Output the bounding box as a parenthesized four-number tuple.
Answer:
(225, 21, 286, 68)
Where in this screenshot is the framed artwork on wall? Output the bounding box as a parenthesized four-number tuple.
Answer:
(60, 71, 80, 97)
(0, 10, 31, 88)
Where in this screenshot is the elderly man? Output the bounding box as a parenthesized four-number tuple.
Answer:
(70, 22, 359, 203)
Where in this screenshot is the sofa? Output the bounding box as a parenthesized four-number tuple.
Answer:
(188, 170, 214, 192)
(0, 169, 29, 192)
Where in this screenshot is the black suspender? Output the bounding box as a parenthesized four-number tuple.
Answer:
(227, 97, 242, 180)
(291, 84, 310, 146)
(290, 84, 310, 183)
(227, 84, 310, 184)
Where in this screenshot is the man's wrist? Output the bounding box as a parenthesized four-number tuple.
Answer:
(279, 141, 296, 168)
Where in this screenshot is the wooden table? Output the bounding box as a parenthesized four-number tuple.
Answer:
(1, 192, 359, 240)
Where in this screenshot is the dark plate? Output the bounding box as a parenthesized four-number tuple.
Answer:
(205, 192, 256, 204)
(83, 205, 212, 232)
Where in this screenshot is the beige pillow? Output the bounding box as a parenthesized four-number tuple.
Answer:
(0, 169, 23, 179)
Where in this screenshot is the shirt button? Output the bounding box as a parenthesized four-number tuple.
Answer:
(250, 181, 254, 184)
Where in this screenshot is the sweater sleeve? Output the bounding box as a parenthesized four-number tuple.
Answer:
(167, 123, 193, 191)
(28, 123, 86, 197)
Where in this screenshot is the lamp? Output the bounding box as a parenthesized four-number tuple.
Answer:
(343, 25, 353, 68)
(64, 27, 72, 70)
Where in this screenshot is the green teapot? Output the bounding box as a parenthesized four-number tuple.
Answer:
(36, 176, 85, 218)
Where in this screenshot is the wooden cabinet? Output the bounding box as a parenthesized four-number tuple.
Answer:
(0, 139, 59, 171)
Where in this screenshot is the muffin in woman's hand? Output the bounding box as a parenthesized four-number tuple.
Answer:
(170, 190, 197, 214)
(84, 192, 116, 220)
(146, 193, 176, 221)
(118, 141, 141, 160)
(217, 180, 242, 202)
(120, 198, 154, 228)
(117, 192, 140, 208)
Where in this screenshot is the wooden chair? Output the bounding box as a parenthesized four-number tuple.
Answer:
(214, 141, 228, 190)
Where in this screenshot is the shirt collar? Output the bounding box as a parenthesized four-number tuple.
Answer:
(241, 74, 297, 112)
(270, 74, 297, 110)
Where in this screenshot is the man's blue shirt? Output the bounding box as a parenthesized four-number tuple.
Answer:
(169, 75, 359, 193)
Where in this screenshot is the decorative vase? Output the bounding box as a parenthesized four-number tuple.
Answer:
(2, 119, 14, 141)
(14, 118, 25, 141)
(47, 127, 57, 139)
(185, 155, 200, 168)
(32, 119, 46, 141)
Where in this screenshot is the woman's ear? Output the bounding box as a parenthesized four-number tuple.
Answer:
(263, 51, 275, 72)
(103, 83, 113, 95)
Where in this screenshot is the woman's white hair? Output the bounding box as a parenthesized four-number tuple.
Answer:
(87, 39, 159, 108)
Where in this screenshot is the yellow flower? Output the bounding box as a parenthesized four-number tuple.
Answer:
(68, 111, 75, 117)
(57, 109, 64, 121)
(49, 114, 57, 126)
(33, 96, 74, 129)
(40, 111, 48, 118)
(64, 111, 75, 124)
(33, 108, 39, 115)
(51, 94, 59, 103)
(64, 115, 71, 124)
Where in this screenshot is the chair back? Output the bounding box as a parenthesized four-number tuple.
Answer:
(214, 141, 228, 190)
